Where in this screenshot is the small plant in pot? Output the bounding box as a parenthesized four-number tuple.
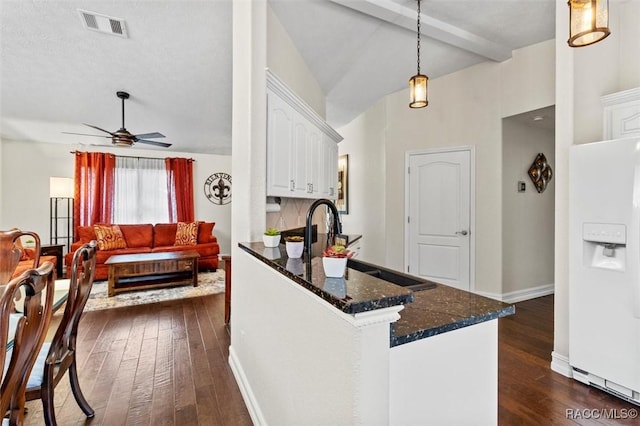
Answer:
(322, 245, 354, 278)
(263, 228, 281, 248)
(285, 236, 304, 258)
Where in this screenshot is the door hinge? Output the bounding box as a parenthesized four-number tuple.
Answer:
(407, 216, 410, 223)
(407, 166, 410, 174)
(407, 265, 410, 273)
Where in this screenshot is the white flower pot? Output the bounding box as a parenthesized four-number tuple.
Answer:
(322, 257, 348, 278)
(263, 234, 281, 248)
(285, 241, 304, 258)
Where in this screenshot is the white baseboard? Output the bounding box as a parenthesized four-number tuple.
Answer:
(550, 351, 573, 378)
(228, 345, 266, 426)
(475, 284, 554, 304)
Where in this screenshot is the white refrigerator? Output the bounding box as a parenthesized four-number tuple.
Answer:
(569, 137, 640, 405)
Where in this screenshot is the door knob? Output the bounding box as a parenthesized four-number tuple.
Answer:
(456, 230, 468, 236)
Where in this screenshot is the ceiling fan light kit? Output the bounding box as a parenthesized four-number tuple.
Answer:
(64, 91, 171, 148)
(409, 0, 428, 109)
(568, 0, 610, 47)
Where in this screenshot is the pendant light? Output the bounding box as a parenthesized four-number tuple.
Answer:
(409, 0, 428, 108)
(568, 0, 610, 47)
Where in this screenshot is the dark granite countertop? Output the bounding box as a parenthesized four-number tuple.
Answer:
(239, 241, 414, 314)
(239, 240, 514, 346)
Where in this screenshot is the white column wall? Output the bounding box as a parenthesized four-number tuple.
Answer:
(230, 250, 400, 425)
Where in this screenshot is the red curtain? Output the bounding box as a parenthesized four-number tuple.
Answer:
(73, 152, 115, 235)
(165, 158, 194, 222)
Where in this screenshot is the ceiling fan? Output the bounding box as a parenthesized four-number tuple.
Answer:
(63, 91, 172, 148)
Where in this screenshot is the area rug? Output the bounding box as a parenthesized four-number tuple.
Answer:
(83, 270, 226, 312)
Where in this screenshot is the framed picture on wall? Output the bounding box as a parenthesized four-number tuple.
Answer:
(337, 155, 349, 214)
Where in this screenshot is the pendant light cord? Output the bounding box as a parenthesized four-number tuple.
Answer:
(416, 0, 421, 75)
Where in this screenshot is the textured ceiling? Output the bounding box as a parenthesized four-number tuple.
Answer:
(0, 0, 556, 154)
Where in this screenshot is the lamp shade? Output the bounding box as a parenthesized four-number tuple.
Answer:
(50, 177, 74, 198)
(568, 0, 610, 47)
(409, 74, 428, 108)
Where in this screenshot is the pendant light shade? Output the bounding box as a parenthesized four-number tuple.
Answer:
(409, 74, 428, 108)
(568, 0, 610, 47)
(409, 0, 428, 108)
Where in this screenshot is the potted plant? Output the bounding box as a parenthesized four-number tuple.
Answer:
(322, 245, 353, 278)
(263, 228, 281, 248)
(285, 235, 304, 258)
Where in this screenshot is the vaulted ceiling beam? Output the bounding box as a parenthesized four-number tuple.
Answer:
(329, 0, 512, 62)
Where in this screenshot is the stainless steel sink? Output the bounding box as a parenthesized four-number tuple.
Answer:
(347, 258, 436, 292)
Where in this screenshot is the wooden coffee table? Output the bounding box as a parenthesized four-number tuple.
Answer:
(104, 251, 200, 297)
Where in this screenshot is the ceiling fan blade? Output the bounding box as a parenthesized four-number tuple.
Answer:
(83, 123, 115, 135)
(133, 132, 165, 139)
(137, 139, 172, 148)
(62, 132, 111, 138)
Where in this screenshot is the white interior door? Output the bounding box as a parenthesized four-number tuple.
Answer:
(407, 149, 472, 291)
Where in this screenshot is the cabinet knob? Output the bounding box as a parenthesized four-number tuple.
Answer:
(290, 180, 295, 191)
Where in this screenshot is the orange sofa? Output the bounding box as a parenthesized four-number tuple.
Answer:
(65, 222, 219, 281)
(11, 248, 58, 280)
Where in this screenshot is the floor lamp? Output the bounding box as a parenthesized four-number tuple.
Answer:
(49, 177, 74, 253)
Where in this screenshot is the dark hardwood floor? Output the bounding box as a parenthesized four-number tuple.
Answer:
(22, 294, 638, 425)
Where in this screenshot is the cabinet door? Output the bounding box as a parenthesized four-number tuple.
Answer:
(325, 137, 339, 200)
(292, 114, 309, 195)
(307, 125, 322, 195)
(267, 92, 294, 197)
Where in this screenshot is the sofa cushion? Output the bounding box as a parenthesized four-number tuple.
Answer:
(153, 223, 177, 247)
(120, 224, 154, 248)
(94, 224, 127, 250)
(175, 221, 198, 246)
(198, 222, 216, 244)
(11, 256, 57, 280)
(77, 226, 97, 243)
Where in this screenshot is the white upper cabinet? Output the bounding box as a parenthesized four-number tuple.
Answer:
(266, 70, 342, 199)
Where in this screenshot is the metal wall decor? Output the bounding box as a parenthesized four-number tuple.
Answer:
(204, 172, 232, 205)
(528, 153, 553, 193)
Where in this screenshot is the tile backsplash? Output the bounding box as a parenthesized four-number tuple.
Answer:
(266, 198, 324, 232)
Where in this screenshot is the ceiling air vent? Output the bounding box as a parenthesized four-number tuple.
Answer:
(78, 9, 128, 38)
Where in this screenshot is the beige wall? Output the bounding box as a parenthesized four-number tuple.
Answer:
(553, 1, 640, 370)
(338, 40, 555, 295)
(336, 99, 387, 264)
(501, 117, 555, 296)
(0, 140, 233, 253)
(266, 5, 325, 119)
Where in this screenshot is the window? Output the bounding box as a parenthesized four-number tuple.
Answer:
(113, 157, 169, 224)
(74, 151, 194, 228)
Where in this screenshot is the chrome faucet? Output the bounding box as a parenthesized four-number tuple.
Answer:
(305, 198, 342, 258)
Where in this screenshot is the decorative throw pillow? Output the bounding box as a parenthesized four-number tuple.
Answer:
(175, 221, 198, 246)
(93, 224, 127, 251)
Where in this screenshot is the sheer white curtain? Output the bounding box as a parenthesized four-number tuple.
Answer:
(112, 157, 169, 224)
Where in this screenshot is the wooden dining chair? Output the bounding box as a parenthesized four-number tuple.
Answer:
(24, 240, 98, 426)
(0, 230, 40, 285)
(0, 262, 55, 425)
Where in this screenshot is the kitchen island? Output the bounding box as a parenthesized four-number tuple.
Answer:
(229, 241, 514, 425)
